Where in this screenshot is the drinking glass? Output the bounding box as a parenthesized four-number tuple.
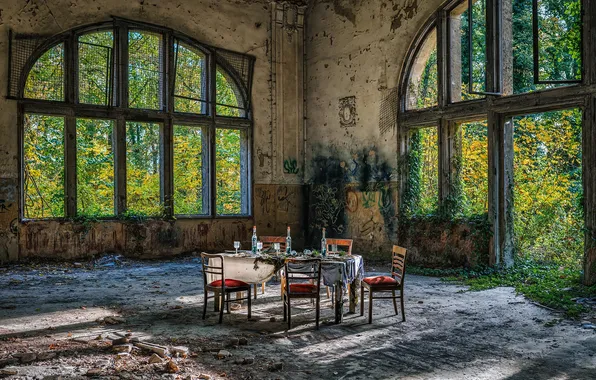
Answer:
(332, 244, 338, 253)
(273, 242, 280, 254)
(257, 241, 263, 253)
(234, 241, 240, 254)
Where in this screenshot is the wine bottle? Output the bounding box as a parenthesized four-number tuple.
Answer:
(321, 228, 327, 257)
(286, 226, 292, 254)
(251, 226, 257, 254)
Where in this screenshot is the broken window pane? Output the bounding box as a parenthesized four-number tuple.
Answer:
(406, 29, 438, 110)
(77, 118, 115, 217)
(459, 120, 488, 215)
(79, 31, 113, 106)
(216, 128, 247, 215)
(126, 122, 162, 215)
(535, 0, 581, 83)
(24, 43, 64, 101)
(449, 0, 484, 102)
(216, 68, 245, 117)
(128, 31, 163, 110)
(174, 41, 207, 114)
(174, 125, 206, 215)
(23, 114, 65, 218)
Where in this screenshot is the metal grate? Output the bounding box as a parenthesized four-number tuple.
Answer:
(7, 31, 54, 99)
(215, 48, 255, 115)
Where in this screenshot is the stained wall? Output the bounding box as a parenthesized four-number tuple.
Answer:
(0, 0, 305, 261)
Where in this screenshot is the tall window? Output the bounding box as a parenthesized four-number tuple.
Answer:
(19, 20, 254, 219)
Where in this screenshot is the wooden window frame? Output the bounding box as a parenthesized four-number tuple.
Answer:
(17, 19, 254, 221)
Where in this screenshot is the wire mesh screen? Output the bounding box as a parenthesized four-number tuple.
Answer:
(174, 40, 208, 114)
(79, 31, 114, 106)
(128, 30, 164, 110)
(215, 48, 254, 117)
(8, 32, 55, 99)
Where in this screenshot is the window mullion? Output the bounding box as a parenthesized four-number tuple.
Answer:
(162, 32, 175, 218)
(115, 116, 127, 215)
(117, 23, 129, 108)
(209, 51, 217, 217)
(65, 115, 77, 217)
(436, 10, 448, 108)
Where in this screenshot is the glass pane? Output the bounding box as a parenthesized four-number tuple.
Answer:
(79, 31, 113, 105)
(174, 41, 207, 114)
(216, 128, 244, 215)
(24, 44, 64, 101)
(126, 122, 161, 215)
(128, 31, 162, 110)
(174, 125, 205, 215)
(23, 114, 64, 218)
(418, 127, 439, 213)
(449, 1, 484, 102)
(512, 0, 576, 93)
(513, 109, 583, 266)
(406, 29, 438, 110)
(77, 119, 114, 216)
(536, 0, 581, 82)
(460, 120, 488, 215)
(469, 0, 487, 94)
(216, 68, 245, 117)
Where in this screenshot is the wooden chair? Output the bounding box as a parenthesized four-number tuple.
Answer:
(201, 253, 251, 323)
(326, 238, 353, 255)
(324, 238, 354, 299)
(282, 258, 322, 330)
(360, 245, 406, 324)
(259, 236, 287, 299)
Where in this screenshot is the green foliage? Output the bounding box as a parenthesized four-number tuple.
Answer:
(402, 127, 438, 217)
(79, 31, 113, 105)
(216, 128, 243, 215)
(216, 69, 242, 117)
(77, 119, 115, 217)
(128, 31, 162, 109)
(126, 121, 161, 216)
(23, 114, 65, 218)
(24, 43, 64, 101)
(408, 31, 438, 109)
(459, 120, 488, 216)
(460, 0, 487, 97)
(513, 109, 583, 267)
(458, 261, 592, 318)
(174, 125, 205, 215)
(174, 41, 207, 113)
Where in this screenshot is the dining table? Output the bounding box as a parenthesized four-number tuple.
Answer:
(206, 250, 364, 323)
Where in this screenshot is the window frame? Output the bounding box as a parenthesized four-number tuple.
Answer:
(17, 19, 254, 221)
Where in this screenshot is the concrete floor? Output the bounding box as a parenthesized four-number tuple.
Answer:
(0, 256, 595, 379)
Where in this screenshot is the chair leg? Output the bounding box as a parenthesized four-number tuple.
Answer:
(392, 290, 398, 315)
(287, 297, 292, 330)
(283, 294, 287, 321)
(219, 293, 224, 324)
(360, 285, 364, 316)
(368, 289, 373, 324)
(226, 293, 230, 314)
(202, 290, 208, 320)
(262, 282, 265, 294)
(326, 286, 330, 299)
(247, 289, 252, 319)
(400, 288, 405, 322)
(280, 277, 285, 300)
(315, 296, 320, 330)
(254, 284, 257, 300)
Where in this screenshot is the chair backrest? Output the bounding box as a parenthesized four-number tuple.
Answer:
(391, 246, 407, 284)
(261, 236, 287, 251)
(284, 258, 321, 289)
(326, 238, 353, 255)
(200, 252, 224, 286)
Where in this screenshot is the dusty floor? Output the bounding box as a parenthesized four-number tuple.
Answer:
(0, 255, 595, 380)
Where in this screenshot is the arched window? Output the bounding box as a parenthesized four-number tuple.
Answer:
(14, 19, 254, 219)
(399, 0, 587, 275)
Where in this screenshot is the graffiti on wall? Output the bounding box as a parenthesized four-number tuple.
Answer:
(339, 96, 357, 128)
(283, 158, 299, 174)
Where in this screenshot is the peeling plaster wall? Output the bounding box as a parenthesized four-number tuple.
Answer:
(0, 0, 305, 261)
(304, 0, 487, 265)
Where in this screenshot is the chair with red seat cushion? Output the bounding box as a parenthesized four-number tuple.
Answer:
(360, 246, 407, 324)
(201, 253, 251, 323)
(282, 258, 322, 330)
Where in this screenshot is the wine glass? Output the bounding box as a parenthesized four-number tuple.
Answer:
(257, 241, 263, 253)
(233, 241, 240, 254)
(332, 244, 338, 253)
(273, 242, 280, 254)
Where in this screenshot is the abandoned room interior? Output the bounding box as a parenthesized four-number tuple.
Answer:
(0, 0, 595, 378)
